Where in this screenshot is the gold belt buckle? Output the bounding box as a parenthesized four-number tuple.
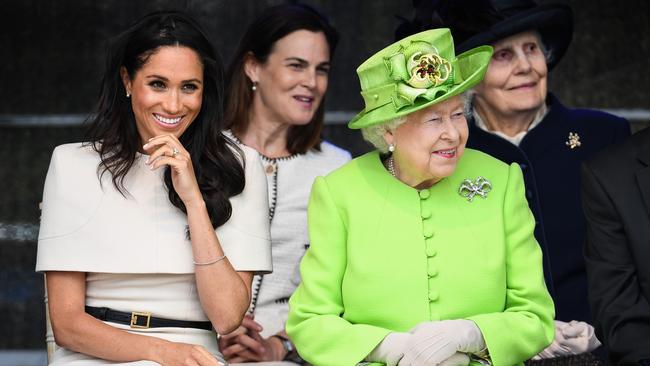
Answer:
(130, 311, 151, 329)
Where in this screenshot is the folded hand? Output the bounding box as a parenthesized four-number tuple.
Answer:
(534, 320, 601, 359)
(399, 320, 485, 366)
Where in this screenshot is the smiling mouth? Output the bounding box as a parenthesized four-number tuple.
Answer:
(510, 82, 537, 90)
(432, 148, 457, 158)
(154, 113, 182, 125)
(294, 95, 314, 104)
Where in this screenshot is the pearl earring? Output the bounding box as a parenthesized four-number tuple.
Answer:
(126, 91, 131, 98)
(251, 82, 258, 91)
(388, 144, 395, 152)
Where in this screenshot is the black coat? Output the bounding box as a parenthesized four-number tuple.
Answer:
(466, 94, 630, 323)
(582, 128, 650, 365)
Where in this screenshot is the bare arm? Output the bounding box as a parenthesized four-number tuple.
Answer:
(47, 271, 221, 365)
(145, 134, 253, 334)
(186, 199, 254, 334)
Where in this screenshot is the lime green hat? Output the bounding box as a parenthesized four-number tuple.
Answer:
(348, 28, 493, 129)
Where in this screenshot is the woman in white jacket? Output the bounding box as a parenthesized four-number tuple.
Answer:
(36, 11, 271, 365)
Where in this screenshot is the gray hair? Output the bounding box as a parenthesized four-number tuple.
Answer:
(532, 30, 553, 64)
(360, 116, 407, 153)
(360, 92, 472, 153)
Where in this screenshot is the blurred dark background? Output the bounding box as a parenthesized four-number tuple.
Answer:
(1, 0, 649, 361)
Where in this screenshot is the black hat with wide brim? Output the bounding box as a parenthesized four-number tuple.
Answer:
(441, 1, 573, 70)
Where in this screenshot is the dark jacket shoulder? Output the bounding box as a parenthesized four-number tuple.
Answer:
(585, 127, 650, 173)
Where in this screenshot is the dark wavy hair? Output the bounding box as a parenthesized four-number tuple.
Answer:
(84, 10, 244, 229)
(224, 4, 338, 154)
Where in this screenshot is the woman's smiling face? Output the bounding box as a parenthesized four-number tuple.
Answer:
(474, 30, 548, 118)
(245, 29, 331, 127)
(122, 45, 204, 145)
(385, 95, 468, 189)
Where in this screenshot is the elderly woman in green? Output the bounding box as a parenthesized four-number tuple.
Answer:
(286, 29, 554, 366)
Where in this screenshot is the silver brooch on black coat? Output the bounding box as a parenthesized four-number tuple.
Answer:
(459, 177, 492, 202)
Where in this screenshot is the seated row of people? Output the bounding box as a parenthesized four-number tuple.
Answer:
(36, 1, 645, 365)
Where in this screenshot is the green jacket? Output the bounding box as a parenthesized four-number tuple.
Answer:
(287, 149, 555, 366)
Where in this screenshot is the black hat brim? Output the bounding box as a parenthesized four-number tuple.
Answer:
(456, 3, 573, 70)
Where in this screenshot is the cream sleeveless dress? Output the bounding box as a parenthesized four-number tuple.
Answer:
(36, 143, 272, 365)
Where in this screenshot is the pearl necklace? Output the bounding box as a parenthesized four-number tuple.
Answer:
(387, 156, 396, 177)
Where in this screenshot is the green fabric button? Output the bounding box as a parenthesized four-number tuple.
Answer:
(423, 228, 435, 238)
(419, 189, 430, 199)
(421, 208, 432, 219)
(427, 266, 438, 277)
(428, 291, 439, 301)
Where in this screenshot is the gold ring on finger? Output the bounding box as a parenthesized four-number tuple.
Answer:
(171, 147, 180, 158)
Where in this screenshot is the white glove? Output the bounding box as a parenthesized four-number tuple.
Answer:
(366, 332, 411, 366)
(439, 353, 471, 366)
(534, 320, 602, 359)
(561, 320, 601, 353)
(399, 320, 486, 366)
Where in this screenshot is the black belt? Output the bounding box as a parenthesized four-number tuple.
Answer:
(85, 306, 212, 330)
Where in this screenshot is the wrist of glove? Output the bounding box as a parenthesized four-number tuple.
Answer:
(439, 353, 471, 366)
(534, 320, 602, 359)
(366, 332, 410, 366)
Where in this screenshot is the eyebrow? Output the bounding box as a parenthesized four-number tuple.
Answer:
(146, 74, 202, 84)
(496, 38, 538, 50)
(284, 57, 330, 67)
(494, 44, 514, 51)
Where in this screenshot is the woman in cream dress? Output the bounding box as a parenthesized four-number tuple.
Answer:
(36, 11, 271, 365)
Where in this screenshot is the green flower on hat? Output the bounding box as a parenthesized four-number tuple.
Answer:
(391, 42, 452, 88)
(385, 40, 456, 110)
(409, 52, 452, 88)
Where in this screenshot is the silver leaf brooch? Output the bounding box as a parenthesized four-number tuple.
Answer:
(458, 177, 492, 202)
